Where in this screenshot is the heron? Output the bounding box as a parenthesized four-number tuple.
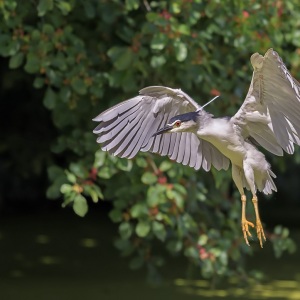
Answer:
(93, 49, 300, 248)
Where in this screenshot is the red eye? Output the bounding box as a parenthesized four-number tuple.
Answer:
(175, 121, 181, 127)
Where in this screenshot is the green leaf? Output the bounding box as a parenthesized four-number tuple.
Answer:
(9, 52, 24, 69)
(56, 1, 72, 15)
(61, 193, 75, 208)
(150, 55, 166, 68)
(71, 77, 87, 95)
(94, 150, 106, 168)
(83, 185, 103, 203)
(198, 234, 208, 246)
(130, 203, 148, 218)
(31, 30, 41, 41)
(173, 183, 187, 195)
(42, 24, 54, 35)
(159, 160, 173, 172)
(177, 24, 191, 35)
(0, 36, 20, 57)
(46, 184, 60, 199)
(60, 184, 73, 194)
(73, 194, 88, 217)
(173, 190, 185, 208)
(141, 172, 157, 185)
(37, 0, 54, 16)
(109, 209, 123, 223)
(166, 189, 174, 200)
(146, 12, 159, 22)
(116, 159, 132, 171)
(152, 221, 167, 241)
(166, 240, 182, 253)
(107, 47, 134, 71)
(146, 185, 166, 206)
(97, 166, 116, 179)
(24, 53, 40, 74)
(175, 42, 187, 62)
(33, 77, 45, 89)
(119, 222, 133, 239)
(59, 86, 71, 102)
(282, 227, 289, 238)
(151, 33, 168, 50)
(48, 165, 64, 180)
(125, 0, 139, 11)
(65, 170, 76, 183)
(93, 185, 104, 200)
(70, 162, 87, 178)
(274, 225, 282, 235)
(136, 220, 151, 237)
(43, 87, 57, 109)
(136, 157, 148, 168)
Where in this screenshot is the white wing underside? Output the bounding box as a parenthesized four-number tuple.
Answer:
(93, 86, 230, 171)
(232, 48, 300, 156)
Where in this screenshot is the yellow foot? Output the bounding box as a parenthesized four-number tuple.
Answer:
(256, 220, 266, 248)
(241, 219, 255, 246)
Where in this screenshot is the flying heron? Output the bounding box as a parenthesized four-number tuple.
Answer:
(93, 49, 300, 247)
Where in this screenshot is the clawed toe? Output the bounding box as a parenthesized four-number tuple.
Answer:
(256, 221, 266, 248)
(241, 219, 255, 246)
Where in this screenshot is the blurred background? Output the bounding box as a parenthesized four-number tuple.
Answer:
(1, 1, 300, 299)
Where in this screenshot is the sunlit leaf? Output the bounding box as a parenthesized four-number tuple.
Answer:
(141, 172, 157, 185)
(60, 183, 73, 194)
(56, 1, 72, 15)
(159, 160, 173, 172)
(136, 220, 151, 237)
(130, 203, 148, 218)
(151, 33, 168, 50)
(73, 194, 88, 217)
(175, 42, 187, 62)
(37, 0, 53, 16)
(151, 55, 166, 68)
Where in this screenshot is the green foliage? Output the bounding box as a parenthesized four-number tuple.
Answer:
(1, 0, 299, 283)
(272, 225, 297, 258)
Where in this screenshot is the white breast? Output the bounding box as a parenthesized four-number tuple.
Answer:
(197, 118, 246, 167)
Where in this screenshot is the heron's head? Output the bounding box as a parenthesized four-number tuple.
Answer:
(153, 111, 199, 136)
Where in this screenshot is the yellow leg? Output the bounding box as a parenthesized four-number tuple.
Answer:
(241, 194, 254, 246)
(252, 196, 266, 248)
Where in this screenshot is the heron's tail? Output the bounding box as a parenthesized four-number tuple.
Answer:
(261, 169, 277, 195)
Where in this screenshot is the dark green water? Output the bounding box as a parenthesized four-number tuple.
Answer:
(1, 208, 299, 300)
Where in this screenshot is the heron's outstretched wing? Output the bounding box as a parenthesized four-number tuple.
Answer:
(231, 48, 300, 156)
(93, 86, 229, 171)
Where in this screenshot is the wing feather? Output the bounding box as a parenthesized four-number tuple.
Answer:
(176, 132, 187, 163)
(169, 133, 182, 161)
(94, 86, 229, 172)
(182, 133, 191, 166)
(189, 134, 200, 168)
(232, 48, 300, 155)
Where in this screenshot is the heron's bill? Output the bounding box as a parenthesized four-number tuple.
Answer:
(152, 125, 172, 137)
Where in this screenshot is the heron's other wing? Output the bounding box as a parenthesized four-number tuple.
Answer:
(231, 48, 300, 155)
(93, 86, 229, 171)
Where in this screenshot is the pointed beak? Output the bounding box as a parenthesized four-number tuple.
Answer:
(152, 124, 173, 137)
